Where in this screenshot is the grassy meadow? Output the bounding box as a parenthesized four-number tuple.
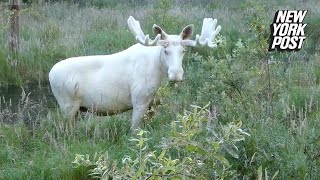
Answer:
(1, 0, 320, 179)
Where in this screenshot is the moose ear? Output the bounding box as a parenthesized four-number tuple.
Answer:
(153, 24, 168, 40)
(180, 24, 194, 40)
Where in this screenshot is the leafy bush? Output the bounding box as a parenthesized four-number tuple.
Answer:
(73, 104, 251, 179)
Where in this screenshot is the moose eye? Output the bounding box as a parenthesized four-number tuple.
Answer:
(164, 50, 168, 55)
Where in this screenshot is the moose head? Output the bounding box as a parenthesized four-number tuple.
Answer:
(127, 16, 221, 82)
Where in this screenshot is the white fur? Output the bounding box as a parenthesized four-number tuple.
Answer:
(49, 44, 167, 131)
(49, 16, 221, 132)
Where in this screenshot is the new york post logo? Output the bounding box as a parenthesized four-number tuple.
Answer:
(268, 10, 307, 51)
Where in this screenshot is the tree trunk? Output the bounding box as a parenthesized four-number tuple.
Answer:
(9, 0, 20, 54)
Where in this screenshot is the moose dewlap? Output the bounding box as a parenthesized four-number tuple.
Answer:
(49, 16, 221, 133)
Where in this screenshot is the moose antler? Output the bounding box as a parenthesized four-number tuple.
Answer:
(127, 16, 160, 46)
(183, 18, 221, 48)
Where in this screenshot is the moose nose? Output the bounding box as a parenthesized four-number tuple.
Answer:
(168, 73, 183, 82)
(168, 68, 184, 82)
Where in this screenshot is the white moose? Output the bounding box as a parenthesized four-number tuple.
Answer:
(49, 16, 221, 133)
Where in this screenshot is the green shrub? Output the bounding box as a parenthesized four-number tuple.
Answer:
(73, 104, 251, 179)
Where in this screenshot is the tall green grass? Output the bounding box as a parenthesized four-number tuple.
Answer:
(1, 0, 318, 87)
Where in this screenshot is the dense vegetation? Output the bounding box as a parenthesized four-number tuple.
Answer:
(1, 0, 320, 179)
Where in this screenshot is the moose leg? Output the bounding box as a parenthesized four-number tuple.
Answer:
(66, 84, 84, 121)
(130, 83, 158, 134)
(68, 99, 82, 120)
(131, 104, 149, 134)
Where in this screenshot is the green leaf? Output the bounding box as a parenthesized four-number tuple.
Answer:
(271, 170, 279, 180)
(158, 150, 167, 160)
(257, 166, 263, 180)
(186, 144, 206, 155)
